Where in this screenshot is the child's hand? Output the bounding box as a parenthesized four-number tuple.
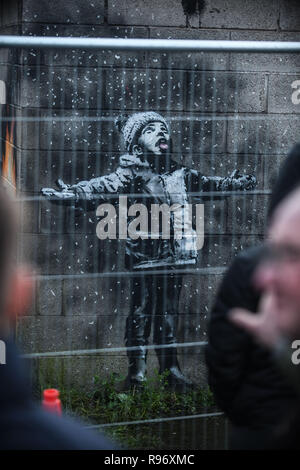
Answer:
(56, 178, 70, 190)
(41, 187, 60, 198)
(41, 187, 75, 200)
(230, 170, 257, 190)
(245, 174, 257, 189)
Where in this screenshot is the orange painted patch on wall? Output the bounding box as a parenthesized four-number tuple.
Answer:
(2, 119, 16, 193)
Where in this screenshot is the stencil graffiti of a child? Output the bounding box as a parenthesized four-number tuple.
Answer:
(42, 111, 256, 390)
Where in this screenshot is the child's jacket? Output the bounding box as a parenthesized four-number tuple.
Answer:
(68, 154, 256, 269)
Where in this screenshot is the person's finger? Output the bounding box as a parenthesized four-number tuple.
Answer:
(229, 308, 261, 334)
(56, 178, 67, 189)
(230, 169, 239, 178)
(230, 305, 281, 348)
(258, 291, 276, 314)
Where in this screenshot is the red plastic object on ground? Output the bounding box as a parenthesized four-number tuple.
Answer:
(42, 389, 62, 416)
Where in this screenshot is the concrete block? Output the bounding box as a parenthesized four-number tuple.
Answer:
(196, 234, 264, 268)
(227, 194, 269, 235)
(179, 273, 223, 318)
(18, 315, 211, 388)
(186, 13, 199, 29)
(108, 0, 186, 27)
(62, 276, 130, 317)
(148, 28, 230, 71)
(17, 309, 166, 354)
(28, 354, 130, 393)
(36, 277, 63, 315)
(263, 154, 287, 190)
(0, 26, 20, 65)
(21, 24, 147, 68)
(17, 148, 117, 193)
(0, 46, 14, 67)
(198, 0, 279, 30)
(227, 116, 300, 155)
(170, 117, 227, 155)
(103, 68, 186, 112)
(16, 109, 126, 153)
(22, 0, 105, 25)
(26, 350, 209, 394)
(21, 52, 165, 112)
(178, 311, 209, 344)
(20, 65, 105, 109)
(177, 348, 208, 388)
(19, 233, 124, 275)
(201, 199, 227, 235)
(40, 203, 74, 234)
(1, 0, 20, 27)
(39, 191, 119, 237)
(0, 64, 19, 105)
(268, 74, 300, 114)
(186, 72, 266, 113)
(279, 0, 300, 31)
(16, 315, 99, 353)
(230, 31, 300, 73)
(18, 192, 40, 233)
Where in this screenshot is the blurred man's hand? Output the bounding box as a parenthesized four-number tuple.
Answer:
(229, 292, 282, 348)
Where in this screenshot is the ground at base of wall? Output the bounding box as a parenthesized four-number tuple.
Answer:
(36, 370, 225, 449)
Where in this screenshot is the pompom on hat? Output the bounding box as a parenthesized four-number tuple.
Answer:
(115, 112, 169, 151)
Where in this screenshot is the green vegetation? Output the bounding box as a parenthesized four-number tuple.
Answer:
(52, 371, 216, 449)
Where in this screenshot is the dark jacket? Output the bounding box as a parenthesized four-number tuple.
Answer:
(205, 245, 298, 429)
(0, 338, 117, 450)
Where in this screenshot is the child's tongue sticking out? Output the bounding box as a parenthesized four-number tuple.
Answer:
(160, 142, 168, 150)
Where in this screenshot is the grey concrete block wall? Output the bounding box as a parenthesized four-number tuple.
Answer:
(16, 67, 268, 113)
(268, 74, 300, 113)
(27, 350, 209, 395)
(148, 28, 230, 71)
(15, 110, 229, 154)
(22, 0, 105, 25)
(227, 116, 300, 155)
(20, 23, 148, 68)
(230, 31, 300, 72)
(0, 0, 299, 389)
(279, 0, 300, 31)
(186, 72, 267, 113)
(147, 27, 230, 70)
(197, 0, 280, 30)
(18, 272, 222, 350)
(108, 0, 187, 27)
(0, 0, 21, 28)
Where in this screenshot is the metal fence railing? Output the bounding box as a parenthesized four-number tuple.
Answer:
(0, 36, 299, 449)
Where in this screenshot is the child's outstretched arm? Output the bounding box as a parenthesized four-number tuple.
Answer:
(41, 178, 79, 203)
(41, 167, 134, 205)
(187, 169, 257, 193)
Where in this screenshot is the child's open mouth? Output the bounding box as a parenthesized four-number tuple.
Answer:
(157, 138, 169, 150)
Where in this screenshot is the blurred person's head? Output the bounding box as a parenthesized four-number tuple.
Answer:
(250, 142, 300, 337)
(255, 186, 300, 338)
(0, 185, 33, 338)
